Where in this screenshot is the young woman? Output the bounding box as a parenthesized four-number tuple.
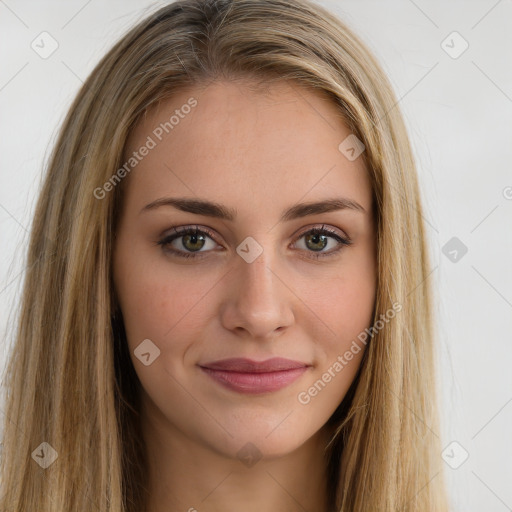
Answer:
(0, 0, 449, 510)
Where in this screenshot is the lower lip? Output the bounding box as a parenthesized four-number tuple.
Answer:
(200, 367, 308, 394)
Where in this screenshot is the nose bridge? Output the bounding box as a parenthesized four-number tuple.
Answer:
(238, 245, 281, 309)
(221, 237, 294, 337)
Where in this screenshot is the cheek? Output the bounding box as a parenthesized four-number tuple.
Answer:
(302, 255, 376, 344)
(295, 252, 375, 412)
(114, 248, 220, 354)
(293, 266, 374, 423)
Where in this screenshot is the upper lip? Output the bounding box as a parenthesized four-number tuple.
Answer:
(199, 357, 309, 373)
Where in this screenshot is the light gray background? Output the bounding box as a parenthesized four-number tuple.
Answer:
(1, 1, 511, 510)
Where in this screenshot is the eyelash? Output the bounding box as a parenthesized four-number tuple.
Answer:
(155, 224, 352, 260)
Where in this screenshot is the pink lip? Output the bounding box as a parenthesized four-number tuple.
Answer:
(199, 357, 310, 394)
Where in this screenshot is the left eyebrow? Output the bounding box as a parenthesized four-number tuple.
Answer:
(139, 196, 366, 222)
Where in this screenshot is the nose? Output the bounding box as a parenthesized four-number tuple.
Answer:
(219, 249, 295, 341)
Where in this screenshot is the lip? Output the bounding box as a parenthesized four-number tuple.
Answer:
(199, 357, 310, 394)
(201, 357, 308, 372)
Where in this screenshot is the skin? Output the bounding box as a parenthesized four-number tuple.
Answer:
(113, 79, 376, 512)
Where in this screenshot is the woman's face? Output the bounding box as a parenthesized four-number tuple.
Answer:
(113, 79, 376, 459)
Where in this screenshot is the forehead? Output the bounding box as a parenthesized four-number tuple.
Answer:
(122, 79, 372, 216)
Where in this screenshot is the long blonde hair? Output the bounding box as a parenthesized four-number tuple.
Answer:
(0, 0, 449, 510)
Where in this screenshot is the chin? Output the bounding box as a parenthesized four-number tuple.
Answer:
(205, 416, 315, 462)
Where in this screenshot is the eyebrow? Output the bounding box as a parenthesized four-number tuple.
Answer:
(139, 196, 366, 222)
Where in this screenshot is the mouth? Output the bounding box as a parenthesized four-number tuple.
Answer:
(198, 357, 310, 394)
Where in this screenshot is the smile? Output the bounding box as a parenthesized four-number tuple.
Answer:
(199, 357, 310, 394)
(200, 367, 309, 394)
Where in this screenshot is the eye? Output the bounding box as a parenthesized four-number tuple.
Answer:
(156, 224, 352, 260)
(156, 226, 219, 259)
(292, 225, 352, 259)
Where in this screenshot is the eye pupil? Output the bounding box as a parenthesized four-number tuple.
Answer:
(306, 233, 328, 252)
(183, 233, 206, 252)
